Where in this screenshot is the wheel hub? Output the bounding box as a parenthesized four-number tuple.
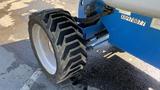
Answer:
(32, 24, 57, 75)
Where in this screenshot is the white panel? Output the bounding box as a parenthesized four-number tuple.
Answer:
(103, 0, 160, 18)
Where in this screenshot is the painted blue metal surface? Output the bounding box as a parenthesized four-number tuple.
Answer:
(81, 21, 105, 40)
(78, 0, 106, 40)
(102, 11, 160, 68)
(78, 0, 160, 68)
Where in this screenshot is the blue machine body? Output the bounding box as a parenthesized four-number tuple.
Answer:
(78, 0, 160, 68)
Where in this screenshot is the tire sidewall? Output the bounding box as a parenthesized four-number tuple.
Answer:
(28, 15, 60, 82)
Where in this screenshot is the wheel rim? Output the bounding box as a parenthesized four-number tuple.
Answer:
(32, 24, 57, 75)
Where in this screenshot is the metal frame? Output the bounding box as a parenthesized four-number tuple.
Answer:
(78, 0, 160, 68)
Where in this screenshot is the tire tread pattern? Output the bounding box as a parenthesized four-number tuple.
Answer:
(29, 9, 87, 83)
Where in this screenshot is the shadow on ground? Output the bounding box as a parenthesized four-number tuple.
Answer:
(79, 49, 160, 90)
(2, 40, 160, 90)
(2, 40, 39, 70)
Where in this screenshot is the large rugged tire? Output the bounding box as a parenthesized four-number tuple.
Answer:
(28, 9, 87, 83)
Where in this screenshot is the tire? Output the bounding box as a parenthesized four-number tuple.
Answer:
(28, 9, 87, 83)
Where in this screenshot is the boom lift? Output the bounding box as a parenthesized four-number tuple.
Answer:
(28, 0, 160, 83)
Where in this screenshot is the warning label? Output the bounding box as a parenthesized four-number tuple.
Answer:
(151, 18, 160, 30)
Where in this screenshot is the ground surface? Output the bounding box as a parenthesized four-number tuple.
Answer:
(0, 0, 160, 90)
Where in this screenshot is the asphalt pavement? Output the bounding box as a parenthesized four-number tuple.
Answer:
(0, 0, 160, 90)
